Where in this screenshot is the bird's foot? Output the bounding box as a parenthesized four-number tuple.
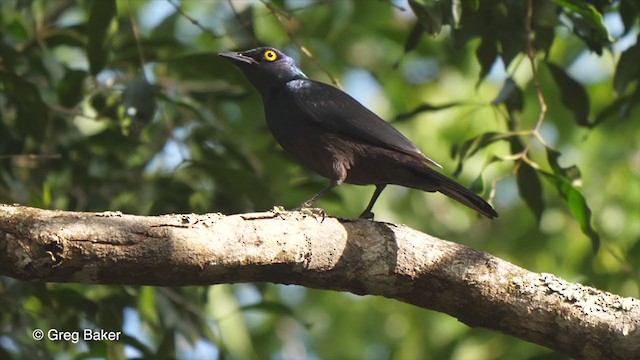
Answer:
(358, 210, 375, 220)
(296, 207, 326, 222)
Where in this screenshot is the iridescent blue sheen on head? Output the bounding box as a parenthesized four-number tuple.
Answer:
(218, 47, 307, 95)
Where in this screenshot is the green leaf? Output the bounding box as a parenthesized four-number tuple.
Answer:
(457, 153, 510, 198)
(497, 26, 526, 68)
(619, 0, 640, 36)
(516, 162, 545, 224)
(87, 0, 117, 75)
(592, 82, 640, 127)
(531, 1, 560, 55)
(45, 26, 87, 48)
(137, 286, 159, 327)
(0, 70, 49, 140)
(150, 9, 180, 39)
(540, 170, 600, 252)
(546, 62, 591, 127)
(408, 0, 449, 35)
(0, 40, 22, 70)
(533, 25, 556, 58)
(452, 132, 515, 176)
(476, 38, 498, 86)
(240, 301, 297, 318)
(403, 22, 424, 54)
(491, 77, 524, 113)
(469, 172, 484, 194)
(119, 334, 156, 358)
(552, 0, 612, 54)
(613, 36, 640, 95)
(545, 147, 581, 184)
(121, 76, 157, 125)
(155, 328, 176, 357)
(394, 102, 460, 121)
(56, 69, 87, 107)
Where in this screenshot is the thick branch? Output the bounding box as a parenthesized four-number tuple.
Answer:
(0, 204, 638, 359)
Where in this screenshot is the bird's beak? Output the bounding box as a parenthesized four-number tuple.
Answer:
(218, 51, 258, 65)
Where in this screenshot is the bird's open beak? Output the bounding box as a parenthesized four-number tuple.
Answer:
(218, 51, 258, 65)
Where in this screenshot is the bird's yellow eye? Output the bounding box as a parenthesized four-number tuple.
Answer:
(264, 49, 278, 62)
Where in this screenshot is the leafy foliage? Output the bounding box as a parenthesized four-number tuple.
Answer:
(0, 0, 638, 358)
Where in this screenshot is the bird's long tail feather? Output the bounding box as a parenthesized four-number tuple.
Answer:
(415, 167, 498, 219)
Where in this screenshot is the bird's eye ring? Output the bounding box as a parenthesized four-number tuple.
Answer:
(264, 50, 277, 62)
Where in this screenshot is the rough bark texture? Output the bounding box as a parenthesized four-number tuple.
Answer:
(0, 203, 638, 359)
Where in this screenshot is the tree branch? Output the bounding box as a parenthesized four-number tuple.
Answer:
(0, 204, 638, 359)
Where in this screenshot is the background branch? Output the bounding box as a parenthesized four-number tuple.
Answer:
(0, 204, 637, 359)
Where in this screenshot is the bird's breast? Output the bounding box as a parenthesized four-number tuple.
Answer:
(262, 92, 356, 180)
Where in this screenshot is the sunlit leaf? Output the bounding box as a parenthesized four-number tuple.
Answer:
(469, 155, 503, 195)
(540, 170, 600, 252)
(545, 147, 581, 184)
(452, 132, 515, 175)
(138, 286, 159, 327)
(240, 301, 298, 318)
(207, 285, 255, 359)
(552, 0, 612, 54)
(469, 172, 484, 194)
(552, 0, 609, 35)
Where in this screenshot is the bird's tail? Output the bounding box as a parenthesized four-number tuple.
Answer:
(414, 167, 498, 219)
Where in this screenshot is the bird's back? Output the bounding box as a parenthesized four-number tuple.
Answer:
(281, 79, 442, 169)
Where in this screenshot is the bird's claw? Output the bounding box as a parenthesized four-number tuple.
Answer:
(297, 207, 326, 222)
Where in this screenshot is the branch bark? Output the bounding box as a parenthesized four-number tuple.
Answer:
(0, 204, 638, 359)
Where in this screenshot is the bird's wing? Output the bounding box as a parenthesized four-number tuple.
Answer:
(285, 79, 442, 168)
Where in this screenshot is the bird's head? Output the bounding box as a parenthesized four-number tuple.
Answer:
(218, 47, 307, 94)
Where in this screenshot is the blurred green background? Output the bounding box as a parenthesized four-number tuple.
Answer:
(0, 0, 638, 358)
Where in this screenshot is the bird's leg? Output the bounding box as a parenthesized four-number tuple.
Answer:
(359, 184, 387, 219)
(295, 179, 341, 209)
(294, 180, 342, 222)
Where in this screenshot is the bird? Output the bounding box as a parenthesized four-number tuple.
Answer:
(218, 47, 498, 219)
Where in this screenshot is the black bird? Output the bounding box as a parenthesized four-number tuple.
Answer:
(218, 47, 498, 219)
